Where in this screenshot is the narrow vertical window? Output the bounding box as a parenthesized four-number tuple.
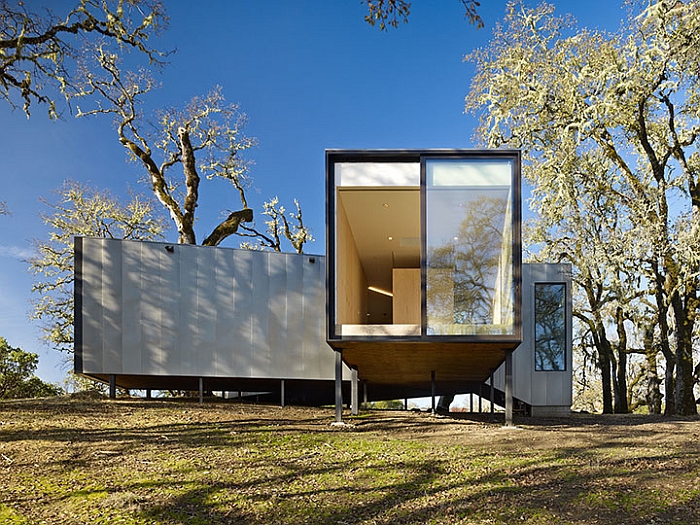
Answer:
(534, 283, 566, 371)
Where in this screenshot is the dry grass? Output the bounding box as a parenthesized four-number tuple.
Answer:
(2, 397, 700, 524)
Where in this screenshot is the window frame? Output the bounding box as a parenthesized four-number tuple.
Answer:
(326, 149, 522, 345)
(533, 281, 567, 372)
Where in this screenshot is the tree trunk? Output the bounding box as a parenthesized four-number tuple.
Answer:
(663, 350, 676, 416)
(672, 292, 697, 415)
(643, 326, 662, 414)
(613, 307, 629, 413)
(202, 209, 254, 247)
(598, 346, 613, 414)
(613, 349, 628, 413)
(592, 320, 614, 414)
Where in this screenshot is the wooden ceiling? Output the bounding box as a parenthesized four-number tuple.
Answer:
(333, 340, 519, 387)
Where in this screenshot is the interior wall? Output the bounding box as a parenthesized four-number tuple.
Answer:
(392, 268, 420, 324)
(336, 195, 367, 324)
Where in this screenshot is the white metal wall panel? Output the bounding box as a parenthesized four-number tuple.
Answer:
(299, 254, 330, 379)
(160, 246, 181, 374)
(176, 245, 196, 375)
(101, 239, 122, 372)
(140, 245, 165, 374)
(214, 248, 236, 377)
(80, 239, 103, 374)
(121, 241, 142, 373)
(267, 253, 287, 373)
(250, 252, 271, 376)
(196, 247, 217, 375)
(76, 238, 350, 383)
(491, 263, 572, 410)
(232, 249, 253, 376)
(285, 256, 305, 378)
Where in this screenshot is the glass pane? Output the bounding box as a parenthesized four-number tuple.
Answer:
(333, 161, 421, 336)
(426, 158, 514, 335)
(535, 283, 566, 371)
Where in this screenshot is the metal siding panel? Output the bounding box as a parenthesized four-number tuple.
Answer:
(140, 244, 164, 374)
(232, 250, 254, 375)
(512, 342, 532, 404)
(531, 370, 547, 405)
(267, 253, 287, 374)
(176, 245, 198, 376)
(285, 255, 305, 377)
(545, 372, 564, 406)
(73, 237, 84, 373)
(306, 257, 332, 378)
(158, 245, 180, 374)
(196, 247, 217, 376)
(80, 239, 104, 373)
(250, 252, 271, 376)
(214, 248, 236, 376)
(491, 365, 505, 391)
(121, 240, 142, 374)
(515, 263, 533, 403)
(101, 240, 123, 373)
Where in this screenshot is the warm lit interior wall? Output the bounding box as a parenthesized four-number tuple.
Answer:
(392, 268, 420, 324)
(336, 195, 367, 324)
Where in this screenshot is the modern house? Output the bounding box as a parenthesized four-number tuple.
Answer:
(74, 149, 572, 419)
(326, 150, 520, 412)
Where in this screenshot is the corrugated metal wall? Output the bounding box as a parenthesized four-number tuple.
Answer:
(76, 238, 347, 381)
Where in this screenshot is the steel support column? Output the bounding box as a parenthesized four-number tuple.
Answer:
(109, 374, 116, 399)
(351, 369, 359, 416)
(431, 370, 436, 415)
(505, 352, 513, 426)
(335, 350, 343, 423)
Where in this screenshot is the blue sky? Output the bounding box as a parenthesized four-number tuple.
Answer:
(0, 1, 627, 385)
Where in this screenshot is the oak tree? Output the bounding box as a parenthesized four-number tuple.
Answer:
(76, 49, 312, 252)
(0, 0, 166, 118)
(29, 180, 166, 353)
(466, 0, 700, 414)
(0, 336, 62, 398)
(362, 0, 483, 31)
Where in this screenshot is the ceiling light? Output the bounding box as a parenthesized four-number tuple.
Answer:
(368, 286, 393, 297)
(387, 236, 393, 241)
(381, 203, 389, 208)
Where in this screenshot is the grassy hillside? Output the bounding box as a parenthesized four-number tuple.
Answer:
(1, 397, 699, 524)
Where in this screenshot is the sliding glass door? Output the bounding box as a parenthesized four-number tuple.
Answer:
(424, 158, 516, 336)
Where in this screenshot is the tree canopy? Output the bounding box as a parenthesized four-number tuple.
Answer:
(363, 0, 483, 30)
(30, 181, 166, 353)
(0, 0, 166, 118)
(466, 0, 700, 414)
(75, 49, 313, 252)
(0, 336, 62, 398)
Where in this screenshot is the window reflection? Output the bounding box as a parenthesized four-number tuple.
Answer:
(425, 158, 514, 336)
(534, 283, 566, 371)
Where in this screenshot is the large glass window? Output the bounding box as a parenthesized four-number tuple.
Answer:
(534, 283, 566, 371)
(327, 152, 520, 341)
(425, 158, 515, 336)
